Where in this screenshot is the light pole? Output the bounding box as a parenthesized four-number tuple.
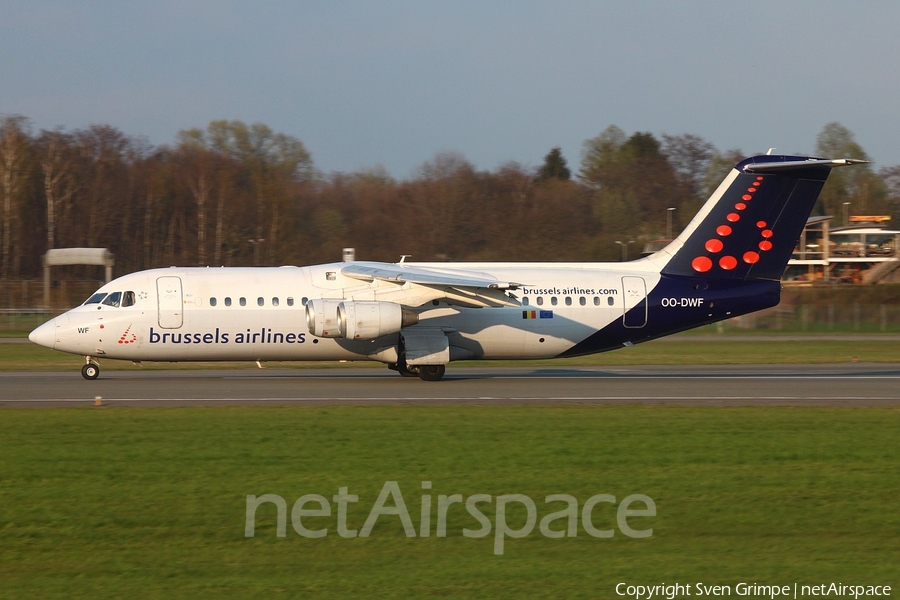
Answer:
(248, 238, 265, 266)
(843, 202, 851, 226)
(615, 240, 634, 262)
(666, 207, 676, 240)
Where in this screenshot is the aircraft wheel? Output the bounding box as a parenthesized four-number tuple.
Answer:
(389, 362, 418, 378)
(417, 364, 445, 382)
(82, 363, 100, 380)
(398, 363, 418, 378)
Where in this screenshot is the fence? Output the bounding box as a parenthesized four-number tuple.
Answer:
(724, 303, 900, 333)
(0, 280, 104, 310)
(0, 309, 61, 335)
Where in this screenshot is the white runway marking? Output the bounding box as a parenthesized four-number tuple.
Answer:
(6, 396, 899, 403)
(3, 366, 898, 406)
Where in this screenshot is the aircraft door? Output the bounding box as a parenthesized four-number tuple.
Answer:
(621, 276, 647, 328)
(156, 276, 184, 329)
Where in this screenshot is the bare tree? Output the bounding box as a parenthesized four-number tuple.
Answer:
(0, 116, 30, 278)
(814, 122, 879, 216)
(177, 128, 214, 265)
(661, 133, 714, 199)
(39, 129, 80, 250)
(75, 125, 131, 248)
(205, 120, 312, 264)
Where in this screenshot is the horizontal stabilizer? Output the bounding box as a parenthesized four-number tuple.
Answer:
(742, 158, 869, 173)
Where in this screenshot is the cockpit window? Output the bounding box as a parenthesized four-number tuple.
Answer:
(84, 292, 107, 305)
(122, 291, 136, 307)
(102, 292, 123, 307)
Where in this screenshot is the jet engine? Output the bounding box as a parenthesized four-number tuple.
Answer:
(305, 299, 343, 338)
(337, 301, 419, 340)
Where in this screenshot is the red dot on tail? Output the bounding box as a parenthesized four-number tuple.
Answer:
(692, 256, 713, 273)
(753, 181, 761, 187)
(756, 176, 764, 181)
(747, 188, 757, 193)
(735, 202, 746, 210)
(742, 194, 753, 201)
(719, 255, 738, 270)
(761, 229, 774, 238)
(717, 225, 732, 236)
(757, 221, 767, 228)
(759, 240, 773, 251)
(726, 213, 740, 222)
(743, 251, 760, 264)
(705, 239, 724, 253)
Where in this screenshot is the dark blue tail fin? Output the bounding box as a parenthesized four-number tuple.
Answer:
(658, 155, 867, 281)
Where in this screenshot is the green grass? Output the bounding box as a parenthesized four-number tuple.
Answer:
(1, 406, 898, 598)
(0, 314, 57, 337)
(3, 337, 900, 372)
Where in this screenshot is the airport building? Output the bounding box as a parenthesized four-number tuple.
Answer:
(785, 215, 900, 285)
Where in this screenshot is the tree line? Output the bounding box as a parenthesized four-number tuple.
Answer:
(1, 115, 898, 281)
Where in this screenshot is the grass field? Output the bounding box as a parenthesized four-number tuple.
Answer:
(1, 406, 898, 598)
(3, 332, 899, 597)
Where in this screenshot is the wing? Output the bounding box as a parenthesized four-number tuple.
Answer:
(341, 261, 524, 308)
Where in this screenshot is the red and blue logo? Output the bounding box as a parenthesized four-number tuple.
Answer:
(690, 176, 776, 273)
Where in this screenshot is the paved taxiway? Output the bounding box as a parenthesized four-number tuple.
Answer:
(2, 364, 899, 407)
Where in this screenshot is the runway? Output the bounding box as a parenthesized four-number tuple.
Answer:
(2, 363, 900, 407)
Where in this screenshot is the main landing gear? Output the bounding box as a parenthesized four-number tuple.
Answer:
(417, 365, 446, 381)
(388, 362, 446, 381)
(82, 357, 100, 380)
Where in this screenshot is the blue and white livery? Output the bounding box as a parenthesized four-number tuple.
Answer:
(29, 155, 866, 380)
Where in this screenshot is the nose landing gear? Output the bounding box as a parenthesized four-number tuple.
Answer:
(82, 357, 100, 380)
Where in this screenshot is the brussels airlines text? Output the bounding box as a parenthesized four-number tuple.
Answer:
(149, 327, 307, 345)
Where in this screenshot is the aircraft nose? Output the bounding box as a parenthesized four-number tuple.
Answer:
(29, 318, 58, 349)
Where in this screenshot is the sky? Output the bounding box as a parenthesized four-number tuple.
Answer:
(2, 1, 899, 178)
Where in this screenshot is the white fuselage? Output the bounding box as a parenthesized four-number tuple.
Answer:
(35, 262, 662, 364)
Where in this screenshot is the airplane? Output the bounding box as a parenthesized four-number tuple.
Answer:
(29, 154, 866, 381)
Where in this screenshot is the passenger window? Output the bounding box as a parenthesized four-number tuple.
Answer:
(257, 297, 264, 306)
(579, 297, 586, 306)
(565, 297, 572, 306)
(272, 297, 279, 307)
(607, 296, 615, 306)
(536, 297, 544, 306)
(551, 297, 558, 306)
(593, 297, 600, 306)
(301, 297, 309, 306)
(210, 297, 217, 307)
(102, 292, 122, 307)
(84, 292, 107, 305)
(122, 291, 136, 307)
(523, 297, 530, 306)
(225, 297, 232, 307)
(240, 297, 247, 307)
(287, 297, 294, 307)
